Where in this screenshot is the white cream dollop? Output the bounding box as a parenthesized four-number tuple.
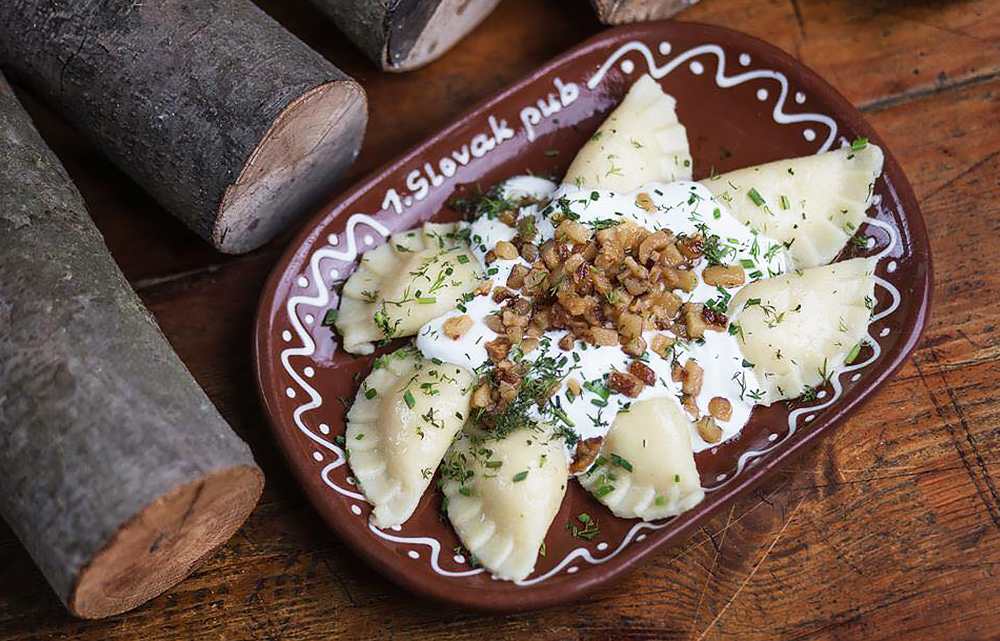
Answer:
(417, 177, 788, 459)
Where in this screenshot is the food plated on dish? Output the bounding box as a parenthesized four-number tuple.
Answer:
(333, 74, 884, 582)
(254, 22, 930, 610)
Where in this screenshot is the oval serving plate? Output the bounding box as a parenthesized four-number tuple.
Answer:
(254, 21, 931, 612)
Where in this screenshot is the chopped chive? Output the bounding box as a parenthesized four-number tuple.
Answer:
(459, 486, 472, 496)
(577, 513, 592, 524)
(674, 474, 681, 482)
(485, 460, 503, 469)
(610, 454, 633, 472)
(416, 297, 437, 304)
(747, 188, 766, 207)
(851, 137, 869, 151)
(322, 309, 338, 325)
(779, 194, 790, 210)
(713, 207, 721, 220)
(655, 496, 666, 506)
(364, 388, 377, 399)
(544, 149, 560, 157)
(456, 254, 470, 264)
(740, 259, 755, 269)
(403, 389, 416, 408)
(845, 342, 862, 364)
(595, 484, 615, 497)
(512, 471, 529, 483)
(432, 357, 443, 365)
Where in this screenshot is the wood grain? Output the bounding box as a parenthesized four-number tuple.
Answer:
(1, 0, 998, 637)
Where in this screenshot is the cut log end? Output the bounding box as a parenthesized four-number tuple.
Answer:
(68, 465, 264, 619)
(386, 0, 502, 72)
(589, 0, 698, 24)
(214, 79, 367, 254)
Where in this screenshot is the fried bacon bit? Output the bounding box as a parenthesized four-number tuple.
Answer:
(635, 192, 656, 212)
(684, 303, 708, 339)
(471, 382, 493, 409)
(506, 264, 529, 289)
(677, 234, 705, 260)
(556, 219, 592, 244)
(682, 361, 704, 396)
(708, 397, 732, 421)
(587, 327, 619, 347)
(622, 336, 647, 357)
(492, 286, 515, 304)
(627, 360, 656, 385)
(650, 334, 675, 358)
(702, 264, 746, 287)
(558, 333, 575, 351)
(682, 394, 700, 419)
(443, 315, 473, 340)
(474, 279, 493, 296)
(701, 306, 728, 331)
(679, 359, 704, 396)
(483, 313, 505, 334)
(608, 371, 645, 398)
(638, 230, 672, 264)
(494, 240, 518, 260)
(696, 416, 723, 443)
(485, 337, 511, 362)
(520, 337, 540, 353)
(520, 242, 539, 262)
(569, 437, 604, 474)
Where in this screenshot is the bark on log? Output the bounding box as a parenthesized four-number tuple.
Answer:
(0, 0, 367, 254)
(589, 0, 699, 24)
(0, 74, 265, 619)
(311, 0, 502, 71)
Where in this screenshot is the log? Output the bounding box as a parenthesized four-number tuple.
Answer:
(311, 0, 502, 71)
(0, 74, 265, 618)
(0, 0, 367, 254)
(589, 0, 699, 24)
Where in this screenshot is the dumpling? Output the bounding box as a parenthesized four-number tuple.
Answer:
(336, 222, 484, 355)
(441, 426, 568, 582)
(563, 74, 692, 192)
(579, 398, 704, 521)
(701, 144, 883, 268)
(346, 346, 473, 528)
(728, 257, 877, 402)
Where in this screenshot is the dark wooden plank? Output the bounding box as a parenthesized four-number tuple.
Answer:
(1, 68, 998, 641)
(3, 0, 1000, 637)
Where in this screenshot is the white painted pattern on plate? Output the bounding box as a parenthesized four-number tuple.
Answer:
(276, 37, 903, 585)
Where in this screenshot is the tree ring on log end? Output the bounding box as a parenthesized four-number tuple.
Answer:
(214, 80, 367, 254)
(69, 465, 264, 619)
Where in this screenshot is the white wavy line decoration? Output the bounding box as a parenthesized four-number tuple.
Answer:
(276, 37, 903, 586)
(368, 524, 487, 578)
(515, 519, 673, 586)
(704, 214, 901, 493)
(281, 213, 389, 500)
(588, 41, 838, 153)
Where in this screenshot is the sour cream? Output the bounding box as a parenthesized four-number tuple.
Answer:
(417, 177, 787, 460)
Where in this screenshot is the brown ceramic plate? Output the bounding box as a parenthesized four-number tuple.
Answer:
(254, 21, 932, 612)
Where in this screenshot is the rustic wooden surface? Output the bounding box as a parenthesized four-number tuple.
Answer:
(2, 0, 998, 638)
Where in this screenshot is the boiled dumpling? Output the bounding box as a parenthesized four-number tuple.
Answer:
(563, 74, 692, 192)
(347, 346, 473, 528)
(702, 144, 883, 268)
(579, 398, 704, 521)
(441, 426, 568, 582)
(729, 257, 877, 402)
(336, 222, 484, 354)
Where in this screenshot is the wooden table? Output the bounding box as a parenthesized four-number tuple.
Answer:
(2, 0, 998, 638)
